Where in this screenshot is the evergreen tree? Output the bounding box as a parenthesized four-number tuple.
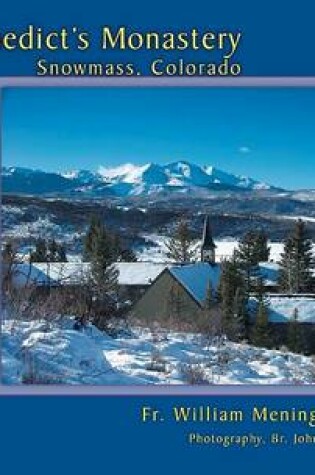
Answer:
(48, 239, 58, 261)
(165, 219, 195, 263)
(83, 216, 101, 260)
(218, 259, 247, 341)
(204, 280, 215, 310)
(30, 238, 67, 263)
(279, 219, 314, 293)
(120, 248, 137, 262)
(166, 282, 186, 328)
(234, 231, 264, 295)
(83, 216, 119, 328)
(287, 308, 304, 354)
(90, 255, 118, 297)
(48, 239, 68, 262)
(232, 286, 248, 341)
(254, 276, 270, 308)
(30, 238, 48, 262)
(57, 244, 67, 263)
(88, 222, 119, 292)
(83, 216, 120, 263)
(251, 300, 271, 348)
(254, 230, 270, 262)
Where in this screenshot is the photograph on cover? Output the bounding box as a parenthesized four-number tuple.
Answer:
(1, 86, 315, 385)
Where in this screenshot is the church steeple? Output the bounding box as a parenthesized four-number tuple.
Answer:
(201, 215, 216, 264)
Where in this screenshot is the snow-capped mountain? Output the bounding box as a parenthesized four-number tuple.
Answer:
(97, 161, 273, 195)
(2, 161, 275, 197)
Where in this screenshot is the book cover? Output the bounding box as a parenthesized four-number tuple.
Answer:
(1, 1, 314, 472)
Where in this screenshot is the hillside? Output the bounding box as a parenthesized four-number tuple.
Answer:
(2, 317, 314, 385)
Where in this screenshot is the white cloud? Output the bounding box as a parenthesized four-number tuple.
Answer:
(239, 146, 251, 154)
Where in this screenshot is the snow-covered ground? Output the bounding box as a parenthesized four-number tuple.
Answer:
(279, 215, 315, 223)
(136, 234, 247, 263)
(136, 234, 315, 263)
(2, 214, 81, 248)
(2, 317, 314, 385)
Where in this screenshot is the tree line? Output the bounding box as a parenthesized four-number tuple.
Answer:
(165, 218, 314, 352)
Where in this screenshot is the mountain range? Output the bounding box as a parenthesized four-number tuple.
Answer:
(2, 161, 276, 198)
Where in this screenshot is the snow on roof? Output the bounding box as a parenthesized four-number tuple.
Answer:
(9, 261, 167, 288)
(10, 262, 90, 287)
(258, 262, 280, 287)
(115, 262, 167, 286)
(269, 297, 315, 323)
(8, 260, 313, 294)
(249, 297, 315, 323)
(258, 262, 315, 287)
(169, 263, 220, 305)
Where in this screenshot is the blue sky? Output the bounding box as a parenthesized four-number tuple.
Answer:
(2, 87, 315, 189)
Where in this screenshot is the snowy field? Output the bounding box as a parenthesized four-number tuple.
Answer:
(136, 234, 314, 263)
(2, 317, 315, 385)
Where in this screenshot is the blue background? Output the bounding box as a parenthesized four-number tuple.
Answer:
(0, 0, 315, 75)
(1, 0, 315, 472)
(1, 396, 315, 473)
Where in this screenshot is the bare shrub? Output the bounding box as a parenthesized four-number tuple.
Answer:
(217, 349, 231, 366)
(5, 285, 74, 324)
(180, 363, 209, 385)
(105, 317, 132, 338)
(146, 349, 167, 373)
(21, 371, 63, 385)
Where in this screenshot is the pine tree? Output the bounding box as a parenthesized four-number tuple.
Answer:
(83, 216, 119, 329)
(57, 244, 67, 262)
(83, 216, 101, 260)
(84, 216, 120, 263)
(234, 231, 265, 295)
(47, 239, 68, 262)
(287, 308, 304, 354)
(166, 281, 188, 329)
(254, 230, 270, 262)
(218, 259, 247, 341)
(30, 238, 48, 262)
(120, 248, 137, 262)
(88, 223, 119, 293)
(279, 219, 314, 293)
(251, 301, 270, 348)
(254, 276, 270, 308)
(204, 280, 215, 310)
(30, 238, 67, 263)
(165, 219, 195, 263)
(48, 239, 58, 261)
(232, 286, 248, 341)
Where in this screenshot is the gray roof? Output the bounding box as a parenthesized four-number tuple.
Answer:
(9, 260, 308, 291)
(7, 262, 167, 288)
